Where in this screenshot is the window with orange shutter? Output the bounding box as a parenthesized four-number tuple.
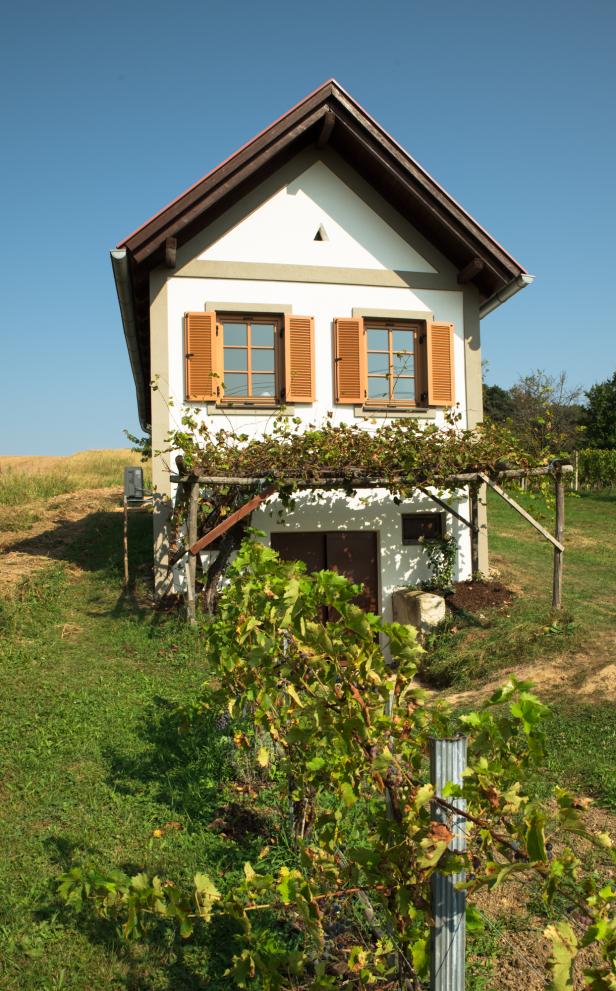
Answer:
(208, 312, 315, 405)
(334, 316, 455, 409)
(364, 319, 426, 405)
(220, 315, 281, 401)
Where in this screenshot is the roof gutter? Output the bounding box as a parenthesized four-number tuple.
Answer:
(479, 273, 535, 319)
(111, 249, 149, 431)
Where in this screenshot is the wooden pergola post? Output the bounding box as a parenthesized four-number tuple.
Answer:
(122, 496, 129, 589)
(552, 469, 565, 610)
(469, 484, 480, 577)
(186, 477, 199, 625)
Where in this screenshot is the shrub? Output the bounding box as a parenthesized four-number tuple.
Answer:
(59, 541, 616, 990)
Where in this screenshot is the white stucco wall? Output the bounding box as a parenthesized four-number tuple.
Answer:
(157, 158, 475, 611)
(199, 161, 437, 272)
(165, 276, 466, 430)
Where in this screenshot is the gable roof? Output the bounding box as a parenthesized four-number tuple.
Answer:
(112, 79, 532, 429)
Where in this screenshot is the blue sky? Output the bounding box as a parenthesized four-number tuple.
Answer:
(1, 0, 614, 454)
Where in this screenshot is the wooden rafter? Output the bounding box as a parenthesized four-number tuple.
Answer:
(188, 485, 275, 556)
(416, 486, 477, 532)
(478, 473, 564, 552)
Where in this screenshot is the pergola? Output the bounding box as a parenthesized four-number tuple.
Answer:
(170, 462, 571, 624)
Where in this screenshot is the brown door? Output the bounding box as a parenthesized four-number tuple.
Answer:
(270, 531, 379, 615)
(325, 532, 379, 614)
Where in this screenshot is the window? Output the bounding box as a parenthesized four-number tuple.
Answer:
(333, 317, 454, 408)
(221, 315, 281, 401)
(401, 512, 444, 545)
(365, 320, 425, 404)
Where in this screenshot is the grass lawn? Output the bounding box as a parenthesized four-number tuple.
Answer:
(0, 472, 614, 990)
(0, 450, 149, 512)
(0, 508, 279, 990)
(421, 488, 616, 689)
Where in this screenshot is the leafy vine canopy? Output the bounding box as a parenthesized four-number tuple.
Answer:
(163, 407, 542, 498)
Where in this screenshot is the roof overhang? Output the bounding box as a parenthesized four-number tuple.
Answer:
(113, 79, 532, 430)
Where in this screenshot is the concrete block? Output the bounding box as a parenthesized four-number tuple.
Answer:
(392, 588, 447, 633)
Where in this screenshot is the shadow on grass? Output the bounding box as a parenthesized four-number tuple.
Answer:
(6, 504, 180, 631)
(41, 827, 244, 989)
(5, 505, 152, 582)
(102, 699, 240, 824)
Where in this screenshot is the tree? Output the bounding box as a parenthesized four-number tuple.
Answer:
(584, 371, 616, 449)
(483, 383, 515, 423)
(508, 370, 585, 456)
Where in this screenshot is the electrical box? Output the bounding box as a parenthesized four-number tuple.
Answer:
(124, 467, 145, 503)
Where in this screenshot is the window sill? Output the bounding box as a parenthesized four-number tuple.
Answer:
(354, 405, 436, 420)
(207, 402, 281, 415)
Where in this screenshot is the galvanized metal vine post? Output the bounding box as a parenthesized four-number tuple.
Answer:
(430, 735, 467, 991)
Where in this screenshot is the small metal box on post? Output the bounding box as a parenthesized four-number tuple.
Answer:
(124, 467, 145, 504)
(430, 735, 467, 991)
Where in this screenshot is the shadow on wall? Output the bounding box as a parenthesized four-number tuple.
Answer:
(183, 487, 471, 623)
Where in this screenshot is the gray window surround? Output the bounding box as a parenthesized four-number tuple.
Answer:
(205, 302, 292, 314)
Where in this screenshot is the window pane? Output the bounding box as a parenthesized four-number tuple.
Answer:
(252, 349, 275, 372)
(368, 353, 389, 375)
(393, 378, 415, 400)
(392, 329, 413, 352)
(252, 374, 276, 397)
(366, 327, 388, 351)
(402, 513, 443, 543)
(224, 347, 247, 371)
(367, 377, 389, 399)
(223, 322, 247, 346)
(251, 323, 275, 347)
(223, 373, 248, 396)
(392, 352, 414, 376)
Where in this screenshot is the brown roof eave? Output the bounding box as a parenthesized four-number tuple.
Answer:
(119, 80, 526, 289)
(115, 79, 531, 427)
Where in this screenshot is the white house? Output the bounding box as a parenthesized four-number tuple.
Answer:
(111, 80, 532, 618)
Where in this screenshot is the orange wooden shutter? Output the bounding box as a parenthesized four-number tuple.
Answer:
(334, 317, 366, 404)
(184, 311, 219, 401)
(427, 322, 455, 406)
(284, 315, 315, 402)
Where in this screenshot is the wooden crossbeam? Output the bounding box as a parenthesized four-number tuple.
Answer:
(189, 486, 275, 556)
(478, 473, 564, 552)
(170, 464, 572, 489)
(316, 109, 336, 147)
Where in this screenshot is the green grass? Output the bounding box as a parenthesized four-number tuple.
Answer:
(421, 490, 616, 687)
(536, 704, 616, 810)
(0, 450, 150, 508)
(0, 470, 81, 505)
(0, 480, 614, 988)
(0, 508, 279, 990)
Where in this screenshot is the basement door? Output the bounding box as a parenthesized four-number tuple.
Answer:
(270, 531, 379, 614)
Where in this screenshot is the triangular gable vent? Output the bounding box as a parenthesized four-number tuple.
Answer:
(314, 224, 329, 242)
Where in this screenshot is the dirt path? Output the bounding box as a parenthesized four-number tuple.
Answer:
(438, 631, 616, 707)
(0, 487, 123, 590)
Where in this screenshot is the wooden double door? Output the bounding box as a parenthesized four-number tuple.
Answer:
(270, 531, 379, 614)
